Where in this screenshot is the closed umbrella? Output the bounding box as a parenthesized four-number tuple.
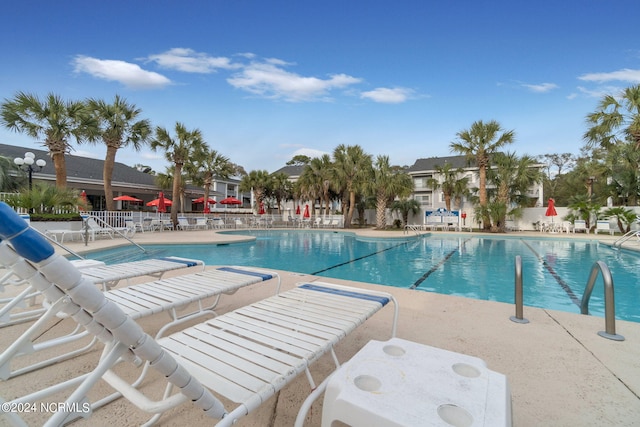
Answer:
(545, 198, 557, 222)
(295, 205, 300, 215)
(259, 202, 265, 215)
(157, 192, 167, 213)
(303, 204, 310, 218)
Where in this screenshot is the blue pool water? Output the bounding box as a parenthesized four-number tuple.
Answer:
(83, 230, 640, 323)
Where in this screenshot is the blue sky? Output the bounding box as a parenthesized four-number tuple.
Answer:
(1, 0, 639, 174)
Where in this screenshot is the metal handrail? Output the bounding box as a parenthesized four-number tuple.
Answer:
(510, 255, 529, 324)
(612, 229, 639, 249)
(580, 261, 624, 341)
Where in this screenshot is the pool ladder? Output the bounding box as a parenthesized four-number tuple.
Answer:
(611, 229, 639, 249)
(510, 256, 624, 341)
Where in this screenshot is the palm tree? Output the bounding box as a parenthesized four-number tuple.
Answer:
(584, 84, 640, 149)
(450, 120, 515, 230)
(426, 162, 467, 212)
(299, 155, 333, 215)
(268, 172, 292, 213)
(487, 152, 542, 232)
(390, 198, 421, 227)
(239, 170, 272, 212)
(187, 146, 233, 209)
(366, 155, 414, 229)
(567, 194, 600, 231)
(5, 182, 83, 214)
(155, 167, 188, 213)
(331, 144, 372, 228)
(602, 206, 637, 234)
(86, 95, 152, 211)
(604, 140, 640, 206)
(0, 92, 95, 187)
(150, 122, 205, 228)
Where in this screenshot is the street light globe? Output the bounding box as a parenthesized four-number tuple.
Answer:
(25, 152, 35, 159)
(23, 157, 34, 166)
(14, 157, 24, 166)
(36, 159, 46, 168)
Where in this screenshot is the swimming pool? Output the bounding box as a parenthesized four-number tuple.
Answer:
(83, 230, 640, 323)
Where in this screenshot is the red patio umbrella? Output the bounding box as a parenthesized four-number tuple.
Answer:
(192, 197, 216, 204)
(219, 196, 242, 205)
(146, 198, 173, 207)
(113, 195, 143, 202)
(545, 198, 557, 223)
(295, 205, 300, 215)
(147, 193, 172, 212)
(259, 202, 265, 215)
(303, 204, 310, 218)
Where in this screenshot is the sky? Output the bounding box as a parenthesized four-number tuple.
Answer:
(1, 0, 640, 175)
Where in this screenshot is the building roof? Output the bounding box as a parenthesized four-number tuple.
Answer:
(273, 164, 306, 178)
(0, 143, 159, 191)
(405, 155, 473, 173)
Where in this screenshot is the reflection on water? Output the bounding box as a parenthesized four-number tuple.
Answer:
(84, 231, 640, 323)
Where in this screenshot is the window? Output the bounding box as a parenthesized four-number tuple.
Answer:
(414, 194, 431, 205)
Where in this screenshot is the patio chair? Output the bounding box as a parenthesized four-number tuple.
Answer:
(85, 217, 116, 239)
(595, 220, 614, 235)
(0, 239, 280, 381)
(0, 202, 397, 427)
(177, 217, 196, 231)
(573, 220, 588, 234)
(195, 217, 209, 230)
(0, 255, 204, 324)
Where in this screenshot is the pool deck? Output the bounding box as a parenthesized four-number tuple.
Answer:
(2, 228, 640, 426)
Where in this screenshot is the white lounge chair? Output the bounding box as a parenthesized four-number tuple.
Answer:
(195, 217, 209, 230)
(177, 217, 196, 230)
(0, 244, 280, 381)
(595, 220, 615, 235)
(0, 202, 397, 427)
(0, 256, 205, 330)
(573, 219, 588, 234)
(75, 256, 206, 290)
(85, 217, 116, 239)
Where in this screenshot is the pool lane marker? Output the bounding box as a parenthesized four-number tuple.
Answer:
(410, 237, 473, 290)
(310, 241, 409, 276)
(521, 240, 582, 308)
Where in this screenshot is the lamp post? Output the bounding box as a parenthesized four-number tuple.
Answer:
(14, 152, 46, 190)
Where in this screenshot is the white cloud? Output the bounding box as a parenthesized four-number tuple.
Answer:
(576, 85, 623, 98)
(72, 56, 171, 89)
(360, 87, 414, 103)
(578, 68, 640, 83)
(521, 83, 558, 93)
(145, 48, 241, 73)
(227, 59, 362, 102)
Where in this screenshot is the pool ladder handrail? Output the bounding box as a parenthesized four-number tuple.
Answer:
(510, 255, 529, 324)
(611, 229, 639, 249)
(580, 261, 625, 341)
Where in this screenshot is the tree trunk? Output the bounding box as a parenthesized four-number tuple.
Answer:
(171, 164, 182, 228)
(104, 145, 117, 211)
(376, 194, 387, 229)
(52, 152, 67, 188)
